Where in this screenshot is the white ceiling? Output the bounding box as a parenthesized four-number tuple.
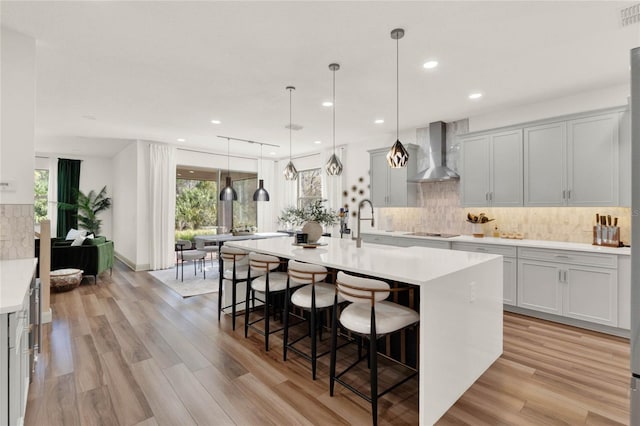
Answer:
(2, 1, 639, 159)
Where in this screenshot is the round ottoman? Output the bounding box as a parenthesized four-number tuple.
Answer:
(50, 268, 84, 292)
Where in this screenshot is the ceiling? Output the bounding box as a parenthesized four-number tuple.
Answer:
(2, 1, 639, 159)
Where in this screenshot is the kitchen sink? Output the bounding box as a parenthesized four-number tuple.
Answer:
(405, 232, 460, 238)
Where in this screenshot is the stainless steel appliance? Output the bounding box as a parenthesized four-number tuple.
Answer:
(410, 121, 460, 182)
(630, 46, 640, 425)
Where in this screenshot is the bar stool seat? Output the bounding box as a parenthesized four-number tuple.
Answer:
(250, 271, 289, 292)
(340, 302, 419, 335)
(291, 283, 337, 308)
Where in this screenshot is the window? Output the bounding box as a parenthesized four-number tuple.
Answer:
(34, 169, 49, 224)
(297, 168, 322, 210)
(233, 177, 257, 228)
(175, 178, 218, 234)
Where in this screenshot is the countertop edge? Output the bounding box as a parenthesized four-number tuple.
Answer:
(0, 258, 37, 314)
(362, 230, 631, 256)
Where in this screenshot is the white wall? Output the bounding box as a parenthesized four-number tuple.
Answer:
(112, 142, 139, 269)
(0, 27, 36, 205)
(469, 83, 630, 132)
(136, 141, 149, 269)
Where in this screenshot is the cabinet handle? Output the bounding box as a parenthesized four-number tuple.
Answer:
(562, 190, 566, 200)
(476, 247, 487, 252)
(554, 255, 570, 259)
(490, 192, 493, 201)
(558, 270, 563, 282)
(485, 192, 489, 201)
(567, 189, 571, 199)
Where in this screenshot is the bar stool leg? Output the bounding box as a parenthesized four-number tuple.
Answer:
(231, 281, 237, 330)
(283, 286, 290, 361)
(329, 295, 339, 396)
(370, 310, 378, 426)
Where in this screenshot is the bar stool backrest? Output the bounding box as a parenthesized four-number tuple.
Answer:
(288, 259, 328, 284)
(336, 271, 390, 305)
(249, 252, 282, 274)
(220, 246, 248, 266)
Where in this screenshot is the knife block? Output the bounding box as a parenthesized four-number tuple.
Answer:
(593, 225, 620, 247)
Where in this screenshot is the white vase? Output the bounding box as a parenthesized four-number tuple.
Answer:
(471, 223, 484, 238)
(302, 221, 323, 243)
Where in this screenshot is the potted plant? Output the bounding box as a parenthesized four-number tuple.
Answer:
(277, 200, 338, 243)
(60, 186, 112, 236)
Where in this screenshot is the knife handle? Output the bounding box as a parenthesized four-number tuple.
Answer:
(614, 217, 618, 227)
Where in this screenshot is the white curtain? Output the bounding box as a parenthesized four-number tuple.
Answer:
(149, 143, 176, 270)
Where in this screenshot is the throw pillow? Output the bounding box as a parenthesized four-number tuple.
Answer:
(71, 235, 86, 246)
(65, 228, 87, 240)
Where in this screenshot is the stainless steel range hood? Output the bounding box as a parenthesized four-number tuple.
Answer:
(410, 121, 460, 182)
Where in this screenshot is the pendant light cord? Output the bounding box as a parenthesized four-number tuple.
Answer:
(332, 67, 336, 153)
(396, 35, 399, 141)
(289, 88, 293, 160)
(227, 137, 230, 177)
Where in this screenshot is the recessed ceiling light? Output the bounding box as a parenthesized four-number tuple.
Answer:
(374, 119, 384, 124)
(189, 170, 195, 174)
(210, 119, 221, 124)
(322, 101, 333, 107)
(177, 138, 186, 142)
(468, 92, 483, 100)
(314, 140, 322, 144)
(269, 151, 276, 156)
(423, 60, 439, 69)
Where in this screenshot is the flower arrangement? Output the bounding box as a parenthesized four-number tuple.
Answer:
(277, 200, 338, 227)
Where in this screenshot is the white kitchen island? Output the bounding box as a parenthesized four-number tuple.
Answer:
(226, 236, 503, 425)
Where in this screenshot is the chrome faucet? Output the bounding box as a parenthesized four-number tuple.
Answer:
(354, 199, 374, 248)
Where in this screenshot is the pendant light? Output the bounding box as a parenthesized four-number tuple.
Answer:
(325, 63, 343, 176)
(219, 137, 238, 201)
(283, 86, 298, 180)
(386, 28, 410, 168)
(253, 143, 270, 201)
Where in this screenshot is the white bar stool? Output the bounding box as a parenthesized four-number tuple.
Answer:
(218, 245, 250, 330)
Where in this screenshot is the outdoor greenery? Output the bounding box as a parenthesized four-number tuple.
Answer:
(175, 228, 218, 242)
(277, 199, 338, 227)
(60, 186, 112, 235)
(175, 179, 217, 231)
(34, 169, 49, 224)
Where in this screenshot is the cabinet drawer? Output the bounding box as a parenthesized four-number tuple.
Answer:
(518, 247, 617, 268)
(452, 242, 516, 257)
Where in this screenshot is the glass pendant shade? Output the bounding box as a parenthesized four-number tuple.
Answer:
(386, 139, 410, 168)
(283, 160, 298, 180)
(219, 176, 237, 201)
(325, 153, 343, 176)
(252, 179, 270, 201)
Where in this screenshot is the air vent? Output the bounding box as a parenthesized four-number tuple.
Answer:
(285, 123, 303, 131)
(621, 3, 640, 27)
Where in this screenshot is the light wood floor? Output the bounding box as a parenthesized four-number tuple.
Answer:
(26, 260, 631, 426)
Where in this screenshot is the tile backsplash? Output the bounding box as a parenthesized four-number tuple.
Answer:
(378, 181, 631, 245)
(0, 204, 35, 259)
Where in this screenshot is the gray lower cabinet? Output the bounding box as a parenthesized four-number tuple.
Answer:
(1, 291, 31, 426)
(368, 144, 418, 207)
(452, 242, 517, 306)
(517, 248, 618, 327)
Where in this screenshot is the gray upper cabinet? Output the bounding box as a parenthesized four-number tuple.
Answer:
(369, 144, 418, 207)
(460, 129, 523, 207)
(524, 110, 621, 206)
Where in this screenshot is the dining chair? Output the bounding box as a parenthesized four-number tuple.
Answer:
(175, 239, 206, 282)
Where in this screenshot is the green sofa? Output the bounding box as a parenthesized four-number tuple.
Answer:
(35, 236, 115, 283)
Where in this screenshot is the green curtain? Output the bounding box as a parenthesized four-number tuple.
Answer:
(57, 158, 81, 238)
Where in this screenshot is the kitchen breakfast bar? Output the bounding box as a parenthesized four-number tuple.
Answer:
(226, 236, 503, 425)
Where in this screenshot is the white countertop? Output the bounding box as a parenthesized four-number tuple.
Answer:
(362, 230, 631, 256)
(226, 236, 500, 286)
(0, 258, 37, 314)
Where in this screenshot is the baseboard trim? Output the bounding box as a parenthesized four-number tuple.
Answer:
(504, 305, 630, 338)
(41, 308, 52, 324)
(114, 251, 150, 272)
